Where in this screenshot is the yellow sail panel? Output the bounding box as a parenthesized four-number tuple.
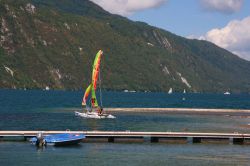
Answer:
(82, 84, 92, 106)
(92, 50, 103, 90)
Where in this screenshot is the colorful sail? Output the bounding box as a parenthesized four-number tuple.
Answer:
(91, 86, 98, 107)
(82, 84, 92, 106)
(82, 50, 103, 109)
(90, 50, 103, 108)
(92, 50, 103, 90)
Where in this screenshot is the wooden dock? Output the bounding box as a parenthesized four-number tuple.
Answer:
(1, 131, 250, 144)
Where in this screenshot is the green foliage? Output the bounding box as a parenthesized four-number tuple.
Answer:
(0, 0, 250, 92)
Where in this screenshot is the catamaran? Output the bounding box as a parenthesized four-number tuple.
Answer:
(75, 50, 115, 119)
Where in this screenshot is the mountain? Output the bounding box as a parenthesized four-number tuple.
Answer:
(1, 0, 250, 92)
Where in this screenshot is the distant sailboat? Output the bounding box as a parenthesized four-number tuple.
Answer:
(182, 89, 186, 100)
(224, 91, 231, 95)
(168, 88, 173, 94)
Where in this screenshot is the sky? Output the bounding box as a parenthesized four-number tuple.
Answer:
(90, 0, 250, 61)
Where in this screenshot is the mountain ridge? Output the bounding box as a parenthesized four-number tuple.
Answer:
(0, 0, 250, 92)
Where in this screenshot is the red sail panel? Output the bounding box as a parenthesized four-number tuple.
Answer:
(92, 50, 103, 90)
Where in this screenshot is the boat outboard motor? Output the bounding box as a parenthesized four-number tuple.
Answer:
(36, 132, 46, 147)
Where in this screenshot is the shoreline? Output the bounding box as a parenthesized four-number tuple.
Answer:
(104, 108, 250, 115)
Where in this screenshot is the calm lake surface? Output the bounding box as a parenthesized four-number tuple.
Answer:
(1, 89, 250, 166)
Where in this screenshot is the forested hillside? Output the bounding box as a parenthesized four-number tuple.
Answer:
(1, 0, 250, 92)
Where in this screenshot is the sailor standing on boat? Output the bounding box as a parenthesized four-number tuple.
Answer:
(98, 107, 103, 116)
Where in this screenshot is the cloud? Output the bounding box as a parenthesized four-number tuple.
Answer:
(200, 0, 244, 14)
(196, 16, 250, 61)
(90, 0, 167, 16)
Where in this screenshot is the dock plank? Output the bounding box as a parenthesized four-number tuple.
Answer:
(1, 131, 250, 138)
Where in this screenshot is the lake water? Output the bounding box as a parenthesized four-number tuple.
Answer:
(1, 90, 250, 165)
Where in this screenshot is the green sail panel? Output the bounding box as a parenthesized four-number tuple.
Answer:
(82, 84, 92, 106)
(91, 85, 98, 107)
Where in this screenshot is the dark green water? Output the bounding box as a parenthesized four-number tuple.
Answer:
(1, 142, 250, 166)
(1, 90, 250, 165)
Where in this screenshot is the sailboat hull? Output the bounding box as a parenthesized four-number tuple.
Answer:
(75, 111, 115, 119)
